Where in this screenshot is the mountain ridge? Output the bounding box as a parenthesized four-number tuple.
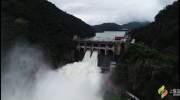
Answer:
(92, 21, 149, 32)
(1, 0, 95, 67)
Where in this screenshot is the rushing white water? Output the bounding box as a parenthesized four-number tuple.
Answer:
(34, 51, 103, 100)
(1, 45, 104, 100)
(83, 50, 91, 62)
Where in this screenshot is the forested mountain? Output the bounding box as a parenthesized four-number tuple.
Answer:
(121, 21, 150, 30)
(129, 1, 179, 53)
(92, 23, 123, 32)
(1, 0, 95, 66)
(93, 22, 149, 32)
(112, 1, 179, 100)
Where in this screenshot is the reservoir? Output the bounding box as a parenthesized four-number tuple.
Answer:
(83, 31, 127, 42)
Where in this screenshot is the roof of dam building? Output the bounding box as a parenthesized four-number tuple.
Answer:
(76, 31, 127, 42)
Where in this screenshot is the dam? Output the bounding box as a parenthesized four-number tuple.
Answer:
(74, 31, 130, 72)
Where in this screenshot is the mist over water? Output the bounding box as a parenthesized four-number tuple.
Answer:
(1, 45, 105, 100)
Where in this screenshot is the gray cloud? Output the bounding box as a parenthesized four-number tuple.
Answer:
(48, 0, 177, 25)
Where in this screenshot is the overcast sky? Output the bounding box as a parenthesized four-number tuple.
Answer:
(48, 0, 177, 25)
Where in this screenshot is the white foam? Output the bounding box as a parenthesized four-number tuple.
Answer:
(34, 50, 102, 100)
(2, 46, 104, 100)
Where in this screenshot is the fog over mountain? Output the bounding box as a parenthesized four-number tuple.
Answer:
(48, 0, 177, 25)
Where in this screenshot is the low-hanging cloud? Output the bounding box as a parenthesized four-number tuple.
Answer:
(48, 0, 176, 25)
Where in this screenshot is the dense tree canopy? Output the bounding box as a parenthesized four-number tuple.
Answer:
(111, 1, 179, 100)
(129, 1, 179, 54)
